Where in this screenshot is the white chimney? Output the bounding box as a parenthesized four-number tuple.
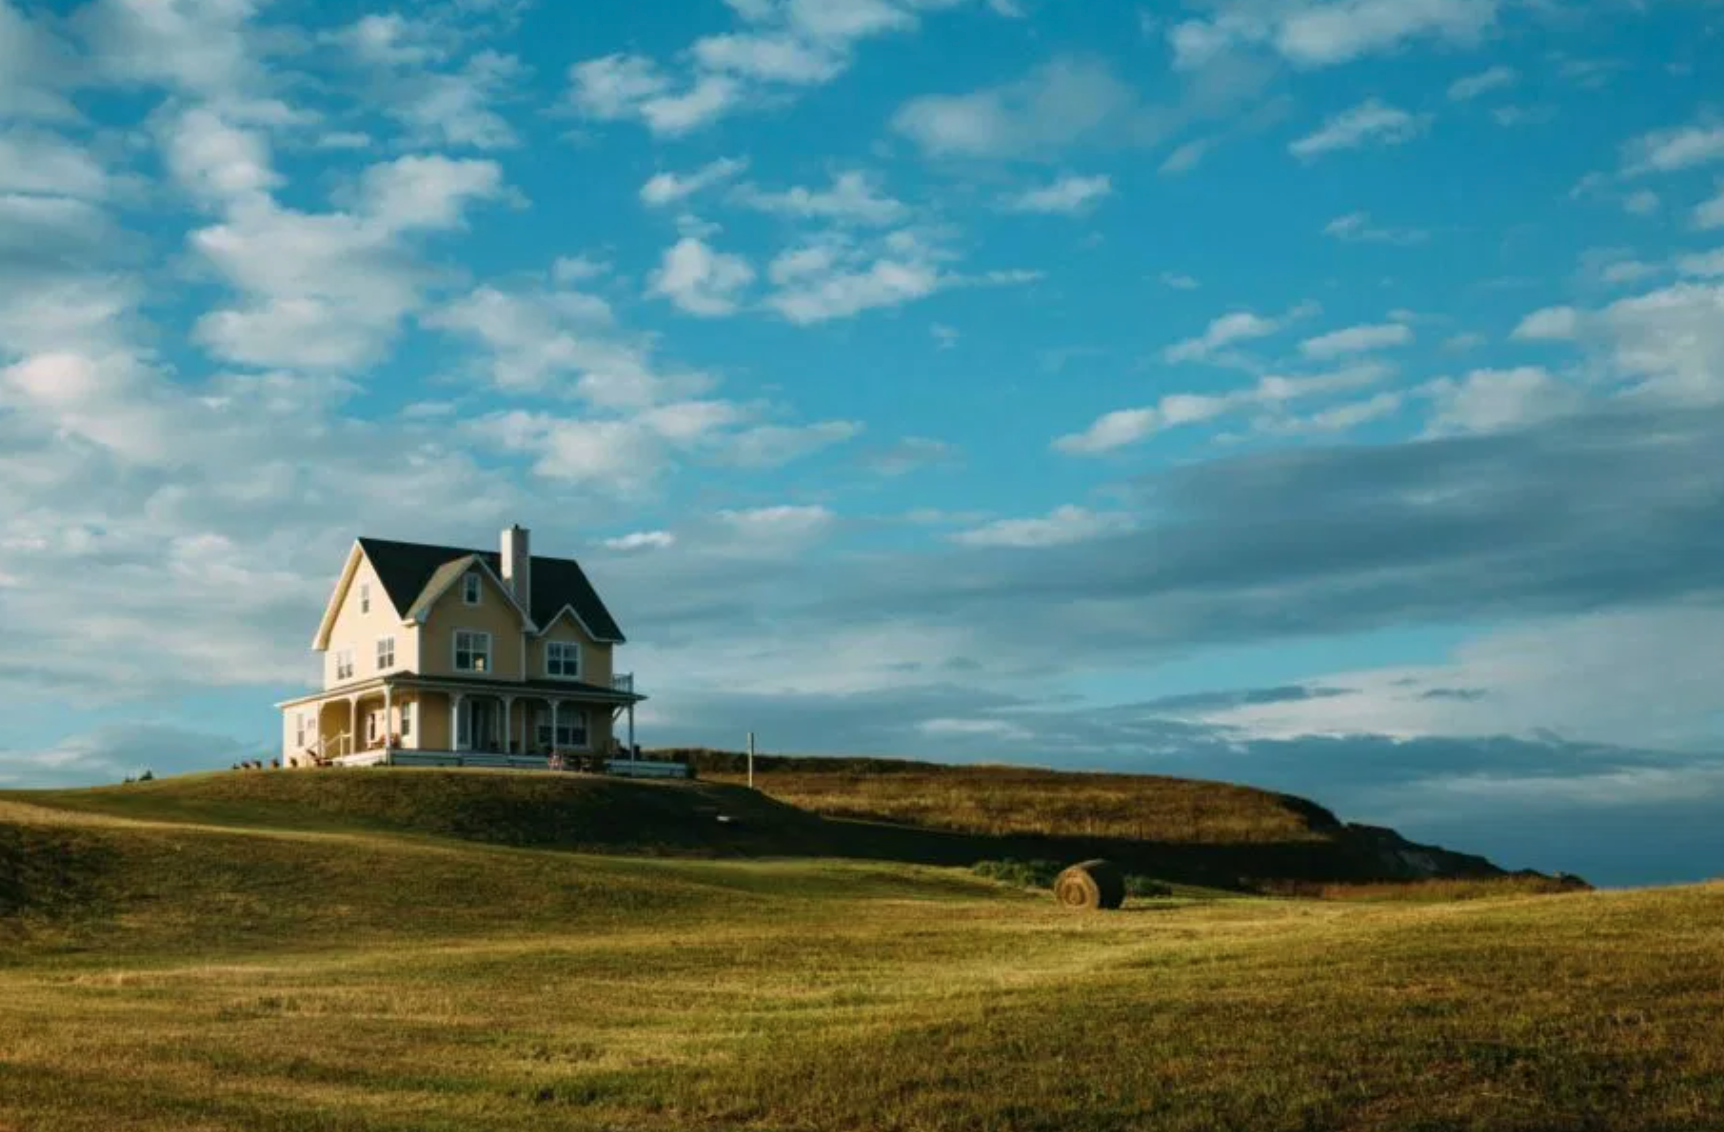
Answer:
(501, 524, 531, 611)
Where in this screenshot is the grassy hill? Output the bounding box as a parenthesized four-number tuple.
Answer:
(0, 769, 1720, 1131)
(9, 760, 1538, 891)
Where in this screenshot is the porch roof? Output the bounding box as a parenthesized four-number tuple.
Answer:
(275, 673, 644, 710)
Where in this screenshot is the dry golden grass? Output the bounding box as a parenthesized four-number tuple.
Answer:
(2, 772, 1720, 1131)
(698, 761, 1339, 844)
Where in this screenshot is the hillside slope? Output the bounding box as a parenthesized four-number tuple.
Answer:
(0, 786, 1718, 1132)
(5, 762, 1541, 890)
(676, 750, 1541, 886)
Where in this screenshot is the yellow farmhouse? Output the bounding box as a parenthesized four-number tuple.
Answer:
(277, 525, 645, 770)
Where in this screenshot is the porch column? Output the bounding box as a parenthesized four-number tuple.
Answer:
(383, 685, 394, 756)
(347, 695, 359, 757)
(551, 700, 560, 754)
(451, 692, 466, 752)
(627, 703, 635, 756)
(502, 695, 516, 755)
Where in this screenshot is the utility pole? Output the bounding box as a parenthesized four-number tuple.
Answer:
(746, 731, 756, 789)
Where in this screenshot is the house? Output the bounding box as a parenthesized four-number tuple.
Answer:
(276, 525, 645, 770)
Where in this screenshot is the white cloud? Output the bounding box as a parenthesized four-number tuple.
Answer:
(1164, 302, 1315, 364)
(760, 226, 1032, 326)
(734, 170, 906, 225)
(1447, 64, 1515, 101)
(1323, 211, 1428, 245)
(603, 530, 677, 552)
(1169, 0, 1499, 71)
(1678, 248, 1724, 278)
(425, 283, 720, 409)
(1160, 271, 1201, 290)
(953, 505, 1132, 548)
(1055, 364, 1386, 454)
(1623, 121, 1724, 176)
(1001, 173, 1113, 215)
(0, 2, 79, 121)
(1696, 185, 1724, 230)
(1300, 321, 1413, 359)
(391, 49, 526, 151)
(1512, 306, 1580, 341)
(648, 237, 757, 317)
(0, 127, 111, 199)
(1423, 366, 1583, 434)
(1159, 137, 1215, 176)
(1507, 282, 1724, 403)
(158, 106, 280, 207)
(640, 156, 748, 207)
(891, 55, 1138, 159)
(568, 0, 1000, 136)
(1624, 189, 1661, 216)
(187, 154, 506, 371)
(1290, 99, 1428, 160)
(716, 504, 836, 541)
(718, 420, 865, 467)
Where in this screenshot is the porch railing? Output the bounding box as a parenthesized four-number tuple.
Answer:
(611, 672, 635, 693)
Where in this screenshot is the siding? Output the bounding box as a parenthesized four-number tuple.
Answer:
(528, 613, 614, 687)
(322, 556, 419, 689)
(419, 567, 529, 681)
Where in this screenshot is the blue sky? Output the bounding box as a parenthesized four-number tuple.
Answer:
(3, 0, 1724, 885)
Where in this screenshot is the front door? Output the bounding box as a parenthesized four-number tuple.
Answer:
(467, 699, 498, 752)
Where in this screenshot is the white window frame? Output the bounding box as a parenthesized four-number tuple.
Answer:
(295, 711, 310, 748)
(453, 629, 492, 673)
(359, 583, 371, 615)
(335, 649, 354, 681)
(377, 635, 395, 671)
(462, 572, 482, 606)
(535, 707, 589, 749)
(545, 641, 582, 681)
(400, 701, 413, 739)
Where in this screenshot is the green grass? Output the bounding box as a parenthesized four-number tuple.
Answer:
(2, 770, 1721, 1131)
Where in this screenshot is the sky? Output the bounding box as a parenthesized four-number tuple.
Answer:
(2, 0, 1723, 887)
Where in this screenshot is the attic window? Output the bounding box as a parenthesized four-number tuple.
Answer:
(359, 583, 371, 614)
(463, 572, 481, 605)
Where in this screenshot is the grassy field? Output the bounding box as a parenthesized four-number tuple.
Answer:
(2, 770, 1722, 1131)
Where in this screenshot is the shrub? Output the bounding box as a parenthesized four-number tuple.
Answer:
(972, 859, 1062, 889)
(1126, 876, 1175, 899)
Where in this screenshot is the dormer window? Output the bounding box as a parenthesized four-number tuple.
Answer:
(359, 583, 371, 614)
(546, 641, 581, 680)
(462, 572, 481, 605)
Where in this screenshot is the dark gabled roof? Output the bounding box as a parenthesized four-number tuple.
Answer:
(357, 537, 626, 642)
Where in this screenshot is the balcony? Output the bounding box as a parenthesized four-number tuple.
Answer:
(611, 672, 635, 693)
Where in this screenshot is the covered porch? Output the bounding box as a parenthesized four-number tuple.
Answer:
(280, 674, 645, 771)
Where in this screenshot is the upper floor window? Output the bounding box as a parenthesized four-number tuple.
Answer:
(546, 641, 582, 680)
(462, 572, 482, 605)
(359, 583, 371, 614)
(295, 711, 312, 748)
(335, 649, 355, 681)
(377, 636, 395, 671)
(454, 629, 492, 673)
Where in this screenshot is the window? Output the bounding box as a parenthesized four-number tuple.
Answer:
(462, 572, 481, 605)
(454, 630, 491, 673)
(377, 636, 395, 671)
(536, 708, 588, 749)
(359, 583, 371, 614)
(400, 702, 413, 739)
(335, 649, 354, 681)
(295, 711, 310, 748)
(366, 711, 380, 746)
(546, 641, 582, 680)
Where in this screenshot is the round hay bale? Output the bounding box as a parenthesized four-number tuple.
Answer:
(1055, 859, 1125, 911)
